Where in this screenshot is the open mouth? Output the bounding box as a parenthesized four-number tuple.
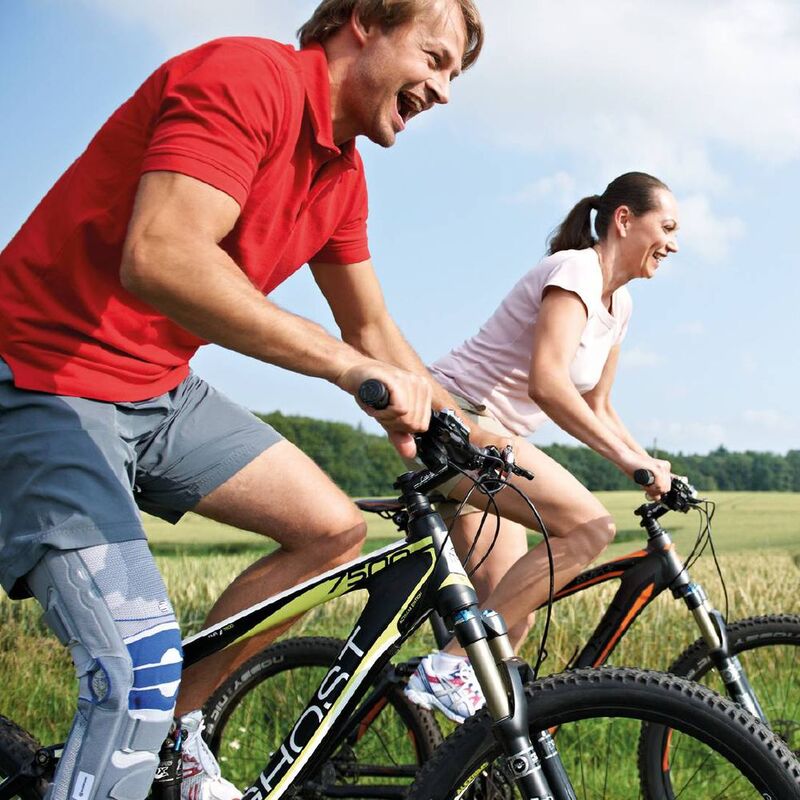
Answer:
(396, 91, 424, 125)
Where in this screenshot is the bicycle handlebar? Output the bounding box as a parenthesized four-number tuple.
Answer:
(358, 379, 390, 410)
(633, 468, 655, 487)
(634, 475, 702, 520)
(358, 380, 533, 485)
(633, 467, 702, 514)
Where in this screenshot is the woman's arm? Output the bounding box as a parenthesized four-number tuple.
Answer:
(582, 346, 648, 456)
(528, 287, 670, 493)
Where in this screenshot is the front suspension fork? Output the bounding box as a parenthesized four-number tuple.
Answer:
(446, 597, 576, 800)
(409, 490, 573, 798)
(679, 584, 767, 722)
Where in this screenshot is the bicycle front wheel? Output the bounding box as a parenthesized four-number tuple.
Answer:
(203, 637, 442, 798)
(639, 613, 800, 797)
(407, 668, 800, 800)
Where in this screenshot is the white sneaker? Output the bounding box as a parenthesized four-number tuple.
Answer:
(404, 653, 485, 724)
(181, 710, 241, 800)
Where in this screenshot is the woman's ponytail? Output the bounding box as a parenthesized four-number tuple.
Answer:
(546, 195, 600, 255)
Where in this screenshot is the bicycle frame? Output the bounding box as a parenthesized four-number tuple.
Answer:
(537, 515, 766, 720)
(188, 537, 443, 800)
(547, 543, 677, 669)
(180, 479, 561, 800)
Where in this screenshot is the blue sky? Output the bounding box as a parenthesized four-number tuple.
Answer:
(2, 1, 799, 455)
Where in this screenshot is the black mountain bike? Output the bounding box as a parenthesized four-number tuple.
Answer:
(204, 476, 799, 796)
(1, 382, 799, 800)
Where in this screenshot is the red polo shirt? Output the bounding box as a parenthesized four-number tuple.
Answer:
(0, 38, 370, 401)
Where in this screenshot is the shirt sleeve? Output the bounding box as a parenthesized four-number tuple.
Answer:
(311, 150, 371, 265)
(542, 253, 602, 316)
(141, 42, 287, 208)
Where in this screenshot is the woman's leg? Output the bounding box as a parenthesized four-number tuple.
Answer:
(448, 437, 615, 647)
(447, 512, 532, 648)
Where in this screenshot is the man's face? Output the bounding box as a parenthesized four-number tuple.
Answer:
(348, 0, 468, 148)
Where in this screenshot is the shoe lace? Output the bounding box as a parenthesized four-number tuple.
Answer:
(186, 716, 222, 780)
(454, 662, 484, 703)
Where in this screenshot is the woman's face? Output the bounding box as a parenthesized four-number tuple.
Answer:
(620, 189, 680, 280)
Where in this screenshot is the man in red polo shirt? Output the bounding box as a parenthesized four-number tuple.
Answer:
(0, 1, 483, 798)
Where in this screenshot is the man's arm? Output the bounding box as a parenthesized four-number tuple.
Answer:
(120, 171, 430, 455)
(310, 259, 504, 448)
(309, 260, 436, 384)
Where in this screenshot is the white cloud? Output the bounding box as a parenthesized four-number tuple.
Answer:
(619, 346, 662, 369)
(462, 1, 800, 160)
(505, 170, 575, 205)
(742, 409, 800, 435)
(676, 194, 745, 262)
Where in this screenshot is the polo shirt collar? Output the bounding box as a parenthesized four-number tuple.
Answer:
(297, 43, 357, 165)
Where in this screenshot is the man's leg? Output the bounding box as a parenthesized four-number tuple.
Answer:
(27, 541, 181, 800)
(175, 439, 366, 715)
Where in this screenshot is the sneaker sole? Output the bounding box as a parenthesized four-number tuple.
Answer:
(404, 687, 469, 724)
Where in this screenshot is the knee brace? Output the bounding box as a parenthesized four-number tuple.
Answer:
(29, 548, 182, 800)
(56, 618, 183, 800)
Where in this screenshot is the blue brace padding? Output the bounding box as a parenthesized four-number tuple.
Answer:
(125, 623, 182, 712)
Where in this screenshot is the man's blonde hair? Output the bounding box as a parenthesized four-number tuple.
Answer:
(297, 0, 484, 70)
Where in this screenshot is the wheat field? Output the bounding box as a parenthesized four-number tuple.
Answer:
(1, 491, 798, 752)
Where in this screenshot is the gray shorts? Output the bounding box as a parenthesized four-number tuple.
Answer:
(0, 358, 282, 599)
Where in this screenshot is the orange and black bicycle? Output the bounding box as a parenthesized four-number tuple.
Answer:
(203, 475, 800, 798)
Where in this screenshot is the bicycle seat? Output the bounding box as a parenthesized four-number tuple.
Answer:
(355, 498, 405, 514)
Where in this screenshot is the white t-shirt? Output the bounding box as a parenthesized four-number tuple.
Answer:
(430, 248, 632, 436)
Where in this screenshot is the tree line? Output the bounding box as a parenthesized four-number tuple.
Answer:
(258, 411, 800, 496)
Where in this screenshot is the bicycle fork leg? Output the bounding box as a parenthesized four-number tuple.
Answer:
(482, 611, 577, 800)
(703, 609, 768, 722)
(446, 600, 576, 800)
(683, 588, 768, 722)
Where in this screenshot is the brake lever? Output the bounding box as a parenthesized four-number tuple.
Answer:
(479, 444, 535, 482)
(513, 464, 535, 481)
(499, 444, 534, 481)
(659, 477, 702, 513)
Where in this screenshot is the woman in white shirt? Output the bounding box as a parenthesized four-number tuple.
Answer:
(406, 171, 680, 722)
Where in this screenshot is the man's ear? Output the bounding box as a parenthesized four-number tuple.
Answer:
(349, 10, 372, 46)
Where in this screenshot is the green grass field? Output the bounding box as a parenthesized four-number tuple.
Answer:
(1, 491, 798, 765)
(142, 490, 800, 558)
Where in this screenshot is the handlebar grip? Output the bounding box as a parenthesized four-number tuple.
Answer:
(633, 468, 655, 487)
(358, 380, 390, 410)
